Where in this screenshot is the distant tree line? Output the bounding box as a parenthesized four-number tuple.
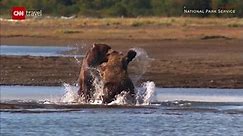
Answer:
(1, 0, 242, 17)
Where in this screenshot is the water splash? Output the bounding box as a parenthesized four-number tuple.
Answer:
(106, 81, 156, 105)
(59, 81, 156, 105)
(90, 68, 105, 104)
(136, 81, 156, 105)
(59, 68, 105, 104)
(74, 56, 81, 64)
(142, 81, 156, 105)
(108, 91, 131, 105)
(67, 42, 88, 64)
(129, 48, 152, 83)
(60, 83, 79, 104)
(59, 47, 156, 105)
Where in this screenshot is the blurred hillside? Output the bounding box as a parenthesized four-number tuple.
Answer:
(1, 0, 242, 17)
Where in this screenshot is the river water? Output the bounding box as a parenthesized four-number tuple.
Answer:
(1, 86, 243, 136)
(1, 45, 243, 135)
(0, 45, 83, 57)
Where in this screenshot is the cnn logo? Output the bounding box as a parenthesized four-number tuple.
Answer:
(12, 7, 26, 20)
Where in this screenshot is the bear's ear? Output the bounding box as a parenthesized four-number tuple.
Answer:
(126, 50, 137, 64)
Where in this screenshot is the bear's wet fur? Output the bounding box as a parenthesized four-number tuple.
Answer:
(78, 43, 111, 102)
(78, 44, 136, 104)
(100, 50, 137, 103)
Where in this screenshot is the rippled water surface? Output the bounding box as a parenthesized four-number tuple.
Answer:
(1, 86, 243, 136)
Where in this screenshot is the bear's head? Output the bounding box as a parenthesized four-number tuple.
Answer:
(102, 49, 137, 71)
(86, 43, 111, 67)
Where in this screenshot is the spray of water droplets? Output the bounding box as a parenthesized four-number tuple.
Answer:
(60, 83, 79, 103)
(128, 48, 152, 84)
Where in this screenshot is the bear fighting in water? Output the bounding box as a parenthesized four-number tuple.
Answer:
(78, 43, 137, 104)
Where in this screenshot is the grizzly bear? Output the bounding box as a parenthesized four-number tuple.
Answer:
(78, 43, 111, 102)
(100, 50, 137, 103)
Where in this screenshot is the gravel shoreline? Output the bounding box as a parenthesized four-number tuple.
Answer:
(1, 52, 242, 88)
(1, 18, 243, 88)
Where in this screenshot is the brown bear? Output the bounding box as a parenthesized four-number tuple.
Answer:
(100, 50, 137, 104)
(78, 43, 111, 102)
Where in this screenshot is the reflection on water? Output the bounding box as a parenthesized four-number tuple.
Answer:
(0, 45, 83, 57)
